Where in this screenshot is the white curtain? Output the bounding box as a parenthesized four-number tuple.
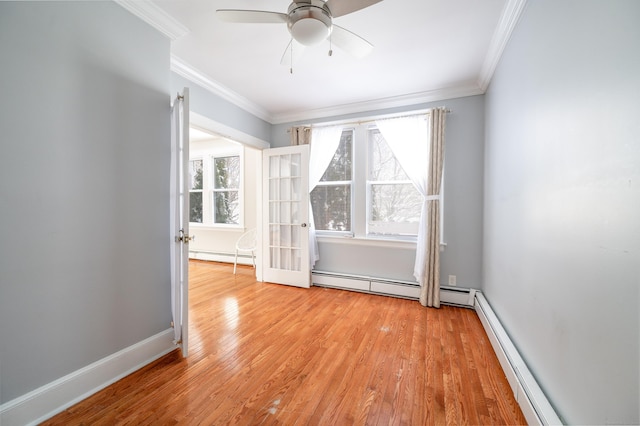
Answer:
(376, 110, 446, 308)
(170, 96, 182, 344)
(308, 126, 343, 268)
(375, 115, 430, 277)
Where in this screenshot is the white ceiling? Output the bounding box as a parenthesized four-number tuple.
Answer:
(121, 0, 524, 123)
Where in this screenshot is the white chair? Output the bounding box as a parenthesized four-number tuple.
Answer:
(234, 228, 257, 274)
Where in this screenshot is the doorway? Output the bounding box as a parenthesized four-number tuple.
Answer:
(187, 112, 269, 281)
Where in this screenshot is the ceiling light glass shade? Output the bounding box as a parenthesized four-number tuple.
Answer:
(290, 18, 330, 45)
(287, 1, 332, 46)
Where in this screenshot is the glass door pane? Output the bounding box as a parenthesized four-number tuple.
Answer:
(262, 145, 310, 287)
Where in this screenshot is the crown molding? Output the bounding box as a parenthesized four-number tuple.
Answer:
(270, 84, 484, 124)
(172, 54, 482, 124)
(477, 0, 528, 92)
(119, 0, 525, 125)
(115, 0, 189, 40)
(170, 56, 273, 123)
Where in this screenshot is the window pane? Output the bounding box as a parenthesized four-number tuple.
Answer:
(320, 130, 352, 182)
(189, 160, 203, 190)
(214, 191, 239, 224)
(310, 185, 351, 231)
(311, 130, 353, 233)
(369, 129, 410, 181)
(369, 183, 422, 235)
(291, 153, 301, 177)
(214, 156, 240, 189)
(190, 191, 203, 223)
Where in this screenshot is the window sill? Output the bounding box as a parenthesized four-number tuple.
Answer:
(316, 234, 447, 251)
(189, 223, 245, 232)
(316, 234, 417, 249)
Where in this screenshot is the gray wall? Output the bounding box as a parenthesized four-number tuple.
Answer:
(171, 72, 272, 144)
(483, 1, 640, 424)
(272, 95, 485, 287)
(0, 2, 171, 403)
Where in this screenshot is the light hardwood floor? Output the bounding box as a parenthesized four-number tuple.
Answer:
(44, 260, 526, 425)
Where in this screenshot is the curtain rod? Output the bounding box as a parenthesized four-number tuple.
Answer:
(287, 108, 451, 132)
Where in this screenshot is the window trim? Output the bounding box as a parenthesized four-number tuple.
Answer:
(310, 110, 445, 245)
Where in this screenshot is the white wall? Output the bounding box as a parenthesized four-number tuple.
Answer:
(271, 95, 485, 287)
(483, 1, 640, 423)
(0, 2, 171, 403)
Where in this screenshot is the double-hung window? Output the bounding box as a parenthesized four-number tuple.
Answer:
(310, 120, 426, 240)
(189, 141, 243, 227)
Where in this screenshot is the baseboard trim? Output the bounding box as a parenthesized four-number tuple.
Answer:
(0, 329, 176, 426)
(189, 250, 253, 265)
(474, 292, 562, 425)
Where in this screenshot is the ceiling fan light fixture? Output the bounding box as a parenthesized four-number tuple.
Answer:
(287, 0, 332, 46)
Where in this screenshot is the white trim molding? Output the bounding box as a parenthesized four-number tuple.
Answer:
(0, 329, 176, 426)
(172, 52, 485, 125)
(170, 54, 484, 126)
(475, 292, 562, 425)
(190, 112, 270, 150)
(165, 0, 527, 126)
(115, 0, 189, 40)
(125, 0, 526, 125)
(189, 250, 255, 265)
(477, 0, 528, 91)
(171, 56, 273, 123)
(270, 84, 484, 124)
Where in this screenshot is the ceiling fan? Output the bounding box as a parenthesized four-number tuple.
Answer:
(216, 0, 383, 67)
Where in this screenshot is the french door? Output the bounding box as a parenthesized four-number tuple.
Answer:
(262, 145, 310, 288)
(170, 88, 190, 357)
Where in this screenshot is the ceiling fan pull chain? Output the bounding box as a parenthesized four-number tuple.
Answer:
(290, 37, 294, 74)
(329, 32, 333, 56)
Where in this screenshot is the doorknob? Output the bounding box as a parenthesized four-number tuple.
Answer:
(301, 223, 308, 228)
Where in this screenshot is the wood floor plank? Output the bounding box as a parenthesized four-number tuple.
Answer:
(43, 260, 527, 425)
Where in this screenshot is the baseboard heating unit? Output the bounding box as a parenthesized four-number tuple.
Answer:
(311, 271, 477, 307)
(474, 292, 562, 425)
(312, 271, 562, 425)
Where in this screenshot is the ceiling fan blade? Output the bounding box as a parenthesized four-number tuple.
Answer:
(280, 39, 307, 68)
(325, 0, 383, 18)
(216, 10, 288, 24)
(330, 25, 374, 58)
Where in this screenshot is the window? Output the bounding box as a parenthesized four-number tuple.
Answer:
(212, 155, 240, 224)
(189, 159, 203, 223)
(310, 130, 353, 232)
(310, 121, 427, 240)
(367, 129, 422, 236)
(189, 142, 243, 227)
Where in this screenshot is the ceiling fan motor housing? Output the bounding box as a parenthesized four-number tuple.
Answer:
(287, 0, 333, 46)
